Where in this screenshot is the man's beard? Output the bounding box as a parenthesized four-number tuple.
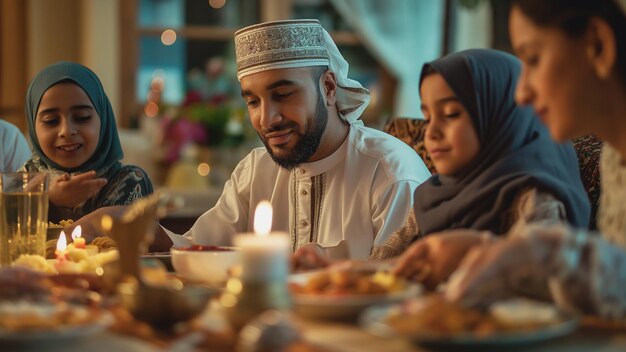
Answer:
(259, 91, 328, 170)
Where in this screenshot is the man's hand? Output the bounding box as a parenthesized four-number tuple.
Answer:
(49, 171, 107, 208)
(291, 243, 330, 272)
(394, 229, 491, 290)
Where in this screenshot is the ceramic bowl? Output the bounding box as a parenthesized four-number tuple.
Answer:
(171, 245, 241, 284)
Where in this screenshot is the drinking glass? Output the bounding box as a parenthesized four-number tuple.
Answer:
(0, 172, 49, 266)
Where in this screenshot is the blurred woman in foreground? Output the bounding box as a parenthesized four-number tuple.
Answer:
(447, 0, 626, 321)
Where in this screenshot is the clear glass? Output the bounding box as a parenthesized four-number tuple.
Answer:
(0, 172, 49, 266)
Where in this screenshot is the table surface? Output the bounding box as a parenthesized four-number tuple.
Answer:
(2, 312, 625, 352)
(299, 318, 626, 352)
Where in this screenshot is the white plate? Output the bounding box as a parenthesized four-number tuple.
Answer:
(360, 301, 579, 348)
(289, 271, 421, 320)
(0, 311, 113, 343)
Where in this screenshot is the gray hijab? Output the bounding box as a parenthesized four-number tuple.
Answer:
(414, 49, 590, 235)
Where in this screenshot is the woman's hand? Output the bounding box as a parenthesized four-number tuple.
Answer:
(445, 226, 563, 307)
(65, 206, 127, 243)
(48, 171, 107, 208)
(394, 229, 492, 290)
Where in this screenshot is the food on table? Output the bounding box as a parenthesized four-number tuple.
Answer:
(45, 236, 117, 259)
(90, 236, 117, 251)
(0, 267, 104, 332)
(178, 244, 234, 252)
(11, 254, 56, 274)
(0, 301, 99, 331)
(290, 269, 405, 296)
(0, 266, 52, 300)
(490, 298, 560, 327)
(48, 219, 74, 228)
(14, 243, 119, 275)
(386, 295, 561, 337)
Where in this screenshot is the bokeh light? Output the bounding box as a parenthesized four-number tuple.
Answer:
(197, 163, 211, 176)
(150, 76, 165, 91)
(209, 0, 226, 9)
(161, 29, 177, 45)
(144, 101, 159, 118)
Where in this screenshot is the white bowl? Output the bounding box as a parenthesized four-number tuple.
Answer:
(171, 246, 241, 284)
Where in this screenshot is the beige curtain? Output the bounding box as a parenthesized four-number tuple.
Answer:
(330, 0, 444, 118)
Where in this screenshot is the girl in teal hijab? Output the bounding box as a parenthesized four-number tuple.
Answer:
(23, 62, 153, 223)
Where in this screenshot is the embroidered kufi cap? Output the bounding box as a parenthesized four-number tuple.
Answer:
(234, 19, 370, 124)
(235, 19, 329, 80)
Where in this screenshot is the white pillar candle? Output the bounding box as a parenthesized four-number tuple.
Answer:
(233, 201, 290, 282)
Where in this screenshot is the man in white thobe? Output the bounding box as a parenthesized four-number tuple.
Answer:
(182, 19, 431, 260)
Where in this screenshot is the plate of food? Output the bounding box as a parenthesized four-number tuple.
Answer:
(288, 268, 421, 320)
(360, 295, 579, 348)
(0, 301, 113, 342)
(0, 266, 112, 344)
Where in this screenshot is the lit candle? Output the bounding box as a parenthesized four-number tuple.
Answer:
(54, 231, 82, 273)
(71, 226, 85, 249)
(68, 225, 99, 256)
(233, 201, 290, 282)
(55, 231, 67, 260)
(55, 232, 68, 272)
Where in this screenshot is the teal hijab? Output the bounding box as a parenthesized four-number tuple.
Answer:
(25, 62, 123, 176)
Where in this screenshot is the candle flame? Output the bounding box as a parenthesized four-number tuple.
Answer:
(56, 231, 67, 251)
(71, 225, 82, 240)
(253, 200, 272, 236)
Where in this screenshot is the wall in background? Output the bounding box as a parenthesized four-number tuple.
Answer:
(26, 0, 121, 121)
(80, 0, 120, 121)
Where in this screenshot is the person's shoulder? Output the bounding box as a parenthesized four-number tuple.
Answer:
(0, 119, 15, 128)
(110, 164, 153, 187)
(229, 146, 280, 181)
(350, 124, 431, 180)
(234, 146, 273, 169)
(350, 124, 421, 160)
(114, 164, 150, 177)
(104, 164, 154, 200)
(248, 146, 272, 160)
(0, 119, 21, 136)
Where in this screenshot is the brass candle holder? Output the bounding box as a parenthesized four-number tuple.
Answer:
(101, 192, 217, 332)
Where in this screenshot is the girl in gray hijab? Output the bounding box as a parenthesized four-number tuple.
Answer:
(23, 62, 153, 224)
(392, 49, 589, 289)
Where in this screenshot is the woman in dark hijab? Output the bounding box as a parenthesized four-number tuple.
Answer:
(23, 62, 153, 223)
(392, 49, 589, 289)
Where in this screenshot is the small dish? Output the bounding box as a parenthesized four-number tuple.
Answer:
(171, 246, 241, 284)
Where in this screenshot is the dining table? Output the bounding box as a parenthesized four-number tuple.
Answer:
(3, 304, 626, 352)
